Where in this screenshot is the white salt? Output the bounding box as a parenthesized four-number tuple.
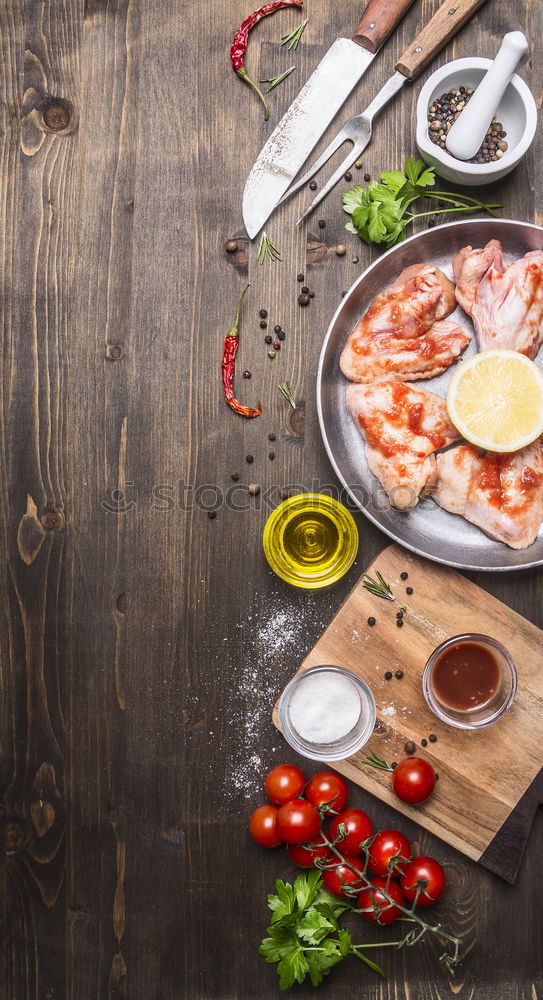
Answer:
(288, 672, 362, 744)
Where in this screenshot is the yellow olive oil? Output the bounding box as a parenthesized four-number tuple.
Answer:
(263, 494, 359, 589)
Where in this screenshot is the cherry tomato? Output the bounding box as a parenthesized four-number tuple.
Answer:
(265, 764, 305, 805)
(287, 833, 331, 868)
(368, 829, 411, 877)
(322, 855, 365, 898)
(305, 771, 349, 814)
(401, 856, 446, 907)
(392, 757, 436, 805)
(329, 808, 373, 854)
(357, 876, 404, 925)
(248, 804, 282, 848)
(276, 799, 320, 844)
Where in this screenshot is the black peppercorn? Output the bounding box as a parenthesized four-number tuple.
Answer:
(242, 370, 251, 379)
(208, 510, 217, 519)
(396, 619, 403, 628)
(297, 273, 304, 282)
(395, 670, 404, 679)
(429, 734, 437, 743)
(259, 309, 267, 318)
(400, 572, 408, 580)
(265, 334, 273, 344)
(309, 291, 315, 298)
(301, 286, 309, 294)
(384, 671, 393, 680)
(367, 616, 376, 626)
(246, 455, 254, 464)
(309, 180, 317, 190)
(344, 171, 352, 181)
(274, 325, 281, 334)
(396, 611, 403, 619)
(421, 738, 428, 747)
(391, 762, 398, 769)
(406, 587, 413, 595)
(260, 320, 267, 328)
(278, 330, 285, 340)
(231, 472, 239, 481)
(269, 452, 275, 460)
(404, 740, 416, 755)
(268, 433, 276, 441)
(364, 173, 371, 182)
(318, 219, 326, 228)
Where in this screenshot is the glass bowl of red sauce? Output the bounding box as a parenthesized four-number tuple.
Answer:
(422, 634, 517, 730)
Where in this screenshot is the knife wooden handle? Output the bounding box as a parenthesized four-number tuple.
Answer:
(396, 0, 489, 79)
(352, 0, 416, 55)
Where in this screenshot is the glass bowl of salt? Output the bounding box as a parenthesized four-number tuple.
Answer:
(278, 665, 376, 761)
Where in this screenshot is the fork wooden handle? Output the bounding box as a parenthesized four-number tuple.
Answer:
(396, 0, 490, 79)
(352, 0, 416, 54)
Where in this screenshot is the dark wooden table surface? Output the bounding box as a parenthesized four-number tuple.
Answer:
(1, 1, 542, 997)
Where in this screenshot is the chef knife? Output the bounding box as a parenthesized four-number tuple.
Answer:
(242, 0, 417, 240)
(287, 0, 490, 222)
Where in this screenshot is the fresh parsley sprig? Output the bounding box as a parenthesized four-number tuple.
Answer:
(342, 157, 503, 248)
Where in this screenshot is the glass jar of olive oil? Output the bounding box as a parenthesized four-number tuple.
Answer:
(262, 493, 359, 588)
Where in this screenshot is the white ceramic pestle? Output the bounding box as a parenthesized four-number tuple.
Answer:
(445, 31, 529, 161)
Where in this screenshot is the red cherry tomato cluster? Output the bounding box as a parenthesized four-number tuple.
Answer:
(249, 763, 446, 925)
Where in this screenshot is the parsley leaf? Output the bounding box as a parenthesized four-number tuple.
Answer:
(342, 157, 502, 248)
(294, 868, 321, 911)
(268, 879, 296, 923)
(277, 948, 309, 989)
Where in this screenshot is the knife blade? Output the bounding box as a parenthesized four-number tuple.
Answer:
(242, 0, 417, 239)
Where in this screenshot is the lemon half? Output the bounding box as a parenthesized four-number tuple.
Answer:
(446, 350, 543, 453)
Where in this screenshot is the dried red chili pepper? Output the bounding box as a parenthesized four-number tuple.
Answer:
(222, 284, 262, 418)
(230, 0, 303, 120)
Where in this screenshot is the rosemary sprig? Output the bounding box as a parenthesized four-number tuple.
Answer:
(281, 17, 308, 50)
(362, 571, 394, 601)
(363, 751, 393, 772)
(278, 380, 296, 409)
(260, 65, 296, 93)
(256, 231, 282, 264)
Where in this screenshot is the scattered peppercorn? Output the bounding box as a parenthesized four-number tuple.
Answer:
(435, 773, 439, 781)
(355, 159, 363, 169)
(208, 510, 217, 519)
(344, 171, 352, 181)
(297, 273, 304, 282)
(269, 452, 275, 460)
(298, 293, 310, 306)
(429, 734, 437, 743)
(268, 432, 276, 441)
(352, 257, 359, 264)
(395, 670, 404, 679)
(404, 740, 416, 755)
(265, 334, 273, 344)
(225, 239, 238, 253)
(318, 219, 326, 229)
(231, 472, 239, 481)
(421, 738, 428, 747)
(248, 483, 260, 495)
(246, 455, 254, 464)
(242, 369, 251, 379)
(273, 342, 281, 350)
(336, 245, 346, 256)
(406, 587, 413, 595)
(274, 324, 281, 334)
(260, 320, 267, 328)
(259, 309, 267, 318)
(278, 330, 286, 340)
(301, 286, 309, 293)
(428, 219, 436, 228)
(384, 671, 393, 680)
(391, 762, 398, 769)
(367, 616, 376, 626)
(309, 291, 315, 298)
(396, 618, 403, 628)
(309, 180, 317, 190)
(364, 173, 371, 182)
(400, 572, 408, 580)
(396, 611, 403, 619)
(268, 349, 276, 358)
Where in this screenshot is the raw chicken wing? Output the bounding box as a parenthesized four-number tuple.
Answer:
(434, 442, 543, 549)
(453, 239, 543, 359)
(340, 264, 470, 383)
(346, 382, 461, 510)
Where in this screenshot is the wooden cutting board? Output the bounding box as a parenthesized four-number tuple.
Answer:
(273, 544, 543, 883)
